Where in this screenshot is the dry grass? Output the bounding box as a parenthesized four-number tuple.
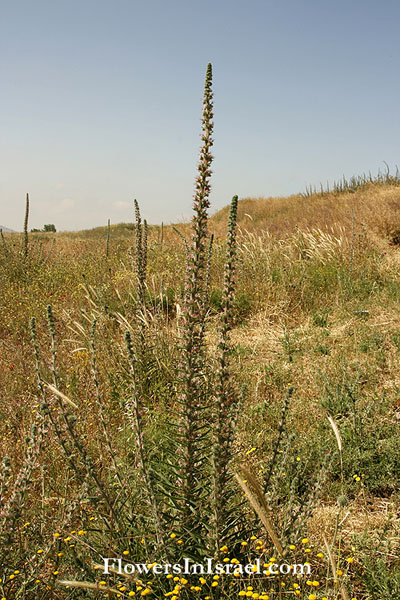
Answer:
(2, 181, 400, 598)
(210, 183, 400, 243)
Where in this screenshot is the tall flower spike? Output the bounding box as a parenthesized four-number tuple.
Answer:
(134, 199, 147, 306)
(211, 195, 240, 552)
(179, 63, 214, 543)
(23, 193, 29, 260)
(106, 218, 111, 259)
(124, 330, 165, 554)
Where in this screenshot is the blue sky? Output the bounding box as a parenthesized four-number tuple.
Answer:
(1, 0, 400, 231)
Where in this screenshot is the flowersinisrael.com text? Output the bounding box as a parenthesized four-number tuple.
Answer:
(102, 557, 311, 577)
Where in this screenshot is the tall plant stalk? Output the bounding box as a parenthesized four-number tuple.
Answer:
(125, 330, 165, 552)
(179, 63, 214, 539)
(24, 193, 29, 260)
(134, 199, 148, 309)
(106, 218, 111, 258)
(211, 195, 239, 551)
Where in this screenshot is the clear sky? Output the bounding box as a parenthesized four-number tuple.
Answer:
(1, 0, 400, 231)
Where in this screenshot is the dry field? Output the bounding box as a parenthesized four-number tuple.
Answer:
(1, 65, 400, 600)
(1, 180, 400, 600)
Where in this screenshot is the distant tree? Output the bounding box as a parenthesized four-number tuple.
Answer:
(43, 224, 56, 232)
(30, 228, 41, 232)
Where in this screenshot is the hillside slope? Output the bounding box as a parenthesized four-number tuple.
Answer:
(210, 181, 400, 242)
(64, 180, 400, 245)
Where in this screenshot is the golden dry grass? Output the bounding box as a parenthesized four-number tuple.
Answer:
(210, 183, 400, 242)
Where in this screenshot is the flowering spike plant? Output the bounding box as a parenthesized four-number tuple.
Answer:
(0, 193, 56, 280)
(23, 192, 29, 260)
(11, 63, 270, 596)
(134, 198, 146, 304)
(124, 329, 165, 551)
(105, 218, 111, 258)
(178, 63, 215, 541)
(0, 418, 47, 544)
(211, 195, 240, 551)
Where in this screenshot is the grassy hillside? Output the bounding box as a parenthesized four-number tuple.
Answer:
(55, 176, 400, 243)
(211, 180, 400, 242)
(1, 180, 400, 599)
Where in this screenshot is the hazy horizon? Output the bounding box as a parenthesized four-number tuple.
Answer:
(2, 0, 400, 231)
